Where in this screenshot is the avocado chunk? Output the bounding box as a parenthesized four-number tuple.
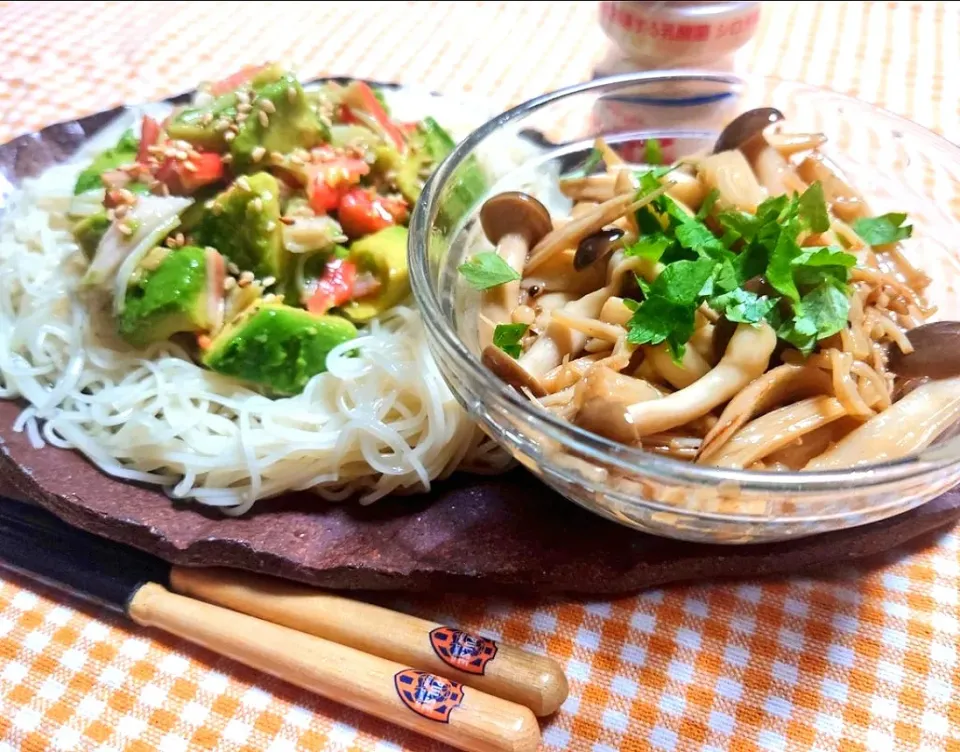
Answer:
(230, 74, 326, 170)
(74, 129, 139, 195)
(202, 300, 357, 395)
(166, 91, 241, 151)
(73, 213, 111, 260)
(342, 226, 410, 323)
(194, 172, 289, 283)
(118, 246, 218, 348)
(394, 118, 486, 228)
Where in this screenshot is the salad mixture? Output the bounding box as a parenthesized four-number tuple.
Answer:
(70, 63, 482, 395)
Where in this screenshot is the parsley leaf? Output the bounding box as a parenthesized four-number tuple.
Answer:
(765, 227, 803, 303)
(791, 246, 857, 288)
(696, 188, 720, 220)
(458, 252, 521, 290)
(718, 210, 761, 243)
(710, 288, 778, 325)
(493, 323, 528, 358)
(735, 239, 769, 282)
(777, 283, 850, 354)
(852, 212, 913, 246)
(675, 221, 728, 258)
(798, 181, 831, 234)
(625, 233, 674, 262)
(644, 138, 664, 165)
(625, 259, 716, 358)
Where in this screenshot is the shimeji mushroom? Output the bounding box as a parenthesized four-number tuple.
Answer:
(573, 322, 777, 442)
(477, 191, 552, 349)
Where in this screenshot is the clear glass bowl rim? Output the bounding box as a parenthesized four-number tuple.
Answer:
(409, 69, 960, 496)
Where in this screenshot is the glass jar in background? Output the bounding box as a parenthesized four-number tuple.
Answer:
(596, 1, 763, 74)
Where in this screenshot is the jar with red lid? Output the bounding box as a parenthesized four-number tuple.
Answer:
(597, 1, 763, 72)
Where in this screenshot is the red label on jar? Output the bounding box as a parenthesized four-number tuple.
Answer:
(601, 2, 760, 44)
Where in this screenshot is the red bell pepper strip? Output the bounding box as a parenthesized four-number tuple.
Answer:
(306, 258, 358, 314)
(208, 63, 270, 97)
(307, 157, 370, 214)
(137, 116, 161, 165)
(337, 188, 408, 238)
(341, 81, 406, 151)
(155, 152, 224, 195)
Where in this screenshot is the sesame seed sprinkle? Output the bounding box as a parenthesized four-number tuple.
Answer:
(258, 110, 270, 128)
(287, 86, 298, 103)
(289, 154, 304, 165)
(223, 276, 237, 291)
(237, 176, 252, 192)
(183, 161, 198, 173)
(261, 99, 276, 114)
(250, 197, 264, 212)
(224, 131, 236, 142)
(227, 261, 240, 275)
(251, 146, 266, 163)
(263, 293, 278, 303)
(265, 221, 276, 232)
(222, 154, 233, 164)
(214, 119, 231, 132)
(204, 246, 217, 254)
(118, 223, 134, 237)
(200, 112, 214, 126)
(237, 102, 252, 114)
(262, 275, 277, 287)
(106, 208, 116, 222)
(269, 151, 284, 163)
(204, 200, 215, 209)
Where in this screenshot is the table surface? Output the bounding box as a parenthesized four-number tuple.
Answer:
(1, 2, 959, 751)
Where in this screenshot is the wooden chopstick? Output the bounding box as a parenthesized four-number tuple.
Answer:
(129, 583, 540, 752)
(170, 566, 570, 716)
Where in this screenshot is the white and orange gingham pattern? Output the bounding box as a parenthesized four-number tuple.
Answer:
(1, 2, 960, 750)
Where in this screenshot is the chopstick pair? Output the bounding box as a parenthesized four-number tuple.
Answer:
(0, 497, 567, 752)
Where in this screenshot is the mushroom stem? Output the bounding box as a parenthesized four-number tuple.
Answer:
(479, 232, 527, 349)
(804, 376, 960, 470)
(574, 323, 777, 442)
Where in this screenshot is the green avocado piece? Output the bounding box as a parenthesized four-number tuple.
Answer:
(73, 213, 111, 260)
(342, 226, 410, 323)
(118, 246, 216, 348)
(73, 129, 139, 194)
(166, 91, 240, 151)
(230, 74, 326, 170)
(194, 172, 288, 283)
(202, 300, 357, 395)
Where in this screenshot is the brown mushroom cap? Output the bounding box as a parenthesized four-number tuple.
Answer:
(713, 107, 785, 154)
(479, 191, 553, 247)
(574, 228, 625, 271)
(481, 344, 548, 397)
(888, 321, 960, 379)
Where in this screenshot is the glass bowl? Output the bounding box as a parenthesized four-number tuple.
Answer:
(408, 71, 960, 544)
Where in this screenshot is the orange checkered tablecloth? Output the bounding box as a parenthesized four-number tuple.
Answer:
(1, 2, 959, 750)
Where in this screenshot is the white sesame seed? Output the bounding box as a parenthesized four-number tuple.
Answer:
(183, 161, 198, 173)
(201, 112, 213, 126)
(262, 275, 277, 287)
(269, 150, 283, 163)
(227, 261, 240, 274)
(223, 276, 237, 291)
(204, 200, 214, 209)
(106, 208, 116, 222)
(114, 205, 128, 219)
(222, 154, 233, 164)
(265, 221, 276, 232)
(204, 246, 217, 254)
(258, 110, 270, 128)
(288, 86, 298, 103)
(260, 191, 273, 201)
(289, 154, 304, 165)
(251, 146, 266, 163)
(251, 197, 263, 212)
(214, 119, 230, 132)
(237, 102, 252, 114)
(174, 149, 188, 161)
(237, 176, 252, 192)
(224, 131, 236, 142)
(118, 223, 133, 236)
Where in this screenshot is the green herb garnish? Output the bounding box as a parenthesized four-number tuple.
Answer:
(852, 212, 913, 246)
(776, 283, 850, 354)
(458, 252, 521, 290)
(493, 323, 528, 358)
(624, 233, 673, 262)
(798, 182, 831, 234)
(696, 188, 720, 221)
(644, 138, 664, 166)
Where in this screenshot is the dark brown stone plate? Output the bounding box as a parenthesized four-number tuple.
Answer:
(1, 84, 958, 595)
